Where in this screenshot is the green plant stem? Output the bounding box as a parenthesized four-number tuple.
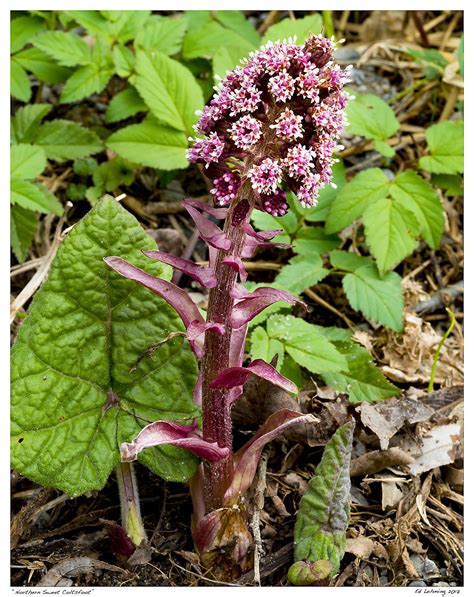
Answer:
(116, 462, 147, 546)
(428, 307, 456, 392)
(322, 11, 335, 38)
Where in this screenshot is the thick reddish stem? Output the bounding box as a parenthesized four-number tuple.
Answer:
(200, 187, 253, 512)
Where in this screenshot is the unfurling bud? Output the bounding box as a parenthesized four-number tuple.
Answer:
(187, 34, 350, 215)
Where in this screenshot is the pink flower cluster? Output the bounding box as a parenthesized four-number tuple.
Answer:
(187, 34, 350, 216)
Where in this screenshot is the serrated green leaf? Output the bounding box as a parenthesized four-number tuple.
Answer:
(11, 144, 46, 180)
(293, 420, 354, 576)
(11, 104, 51, 144)
(346, 93, 399, 142)
(329, 250, 373, 273)
(374, 139, 395, 158)
(251, 209, 299, 244)
(106, 119, 188, 170)
(13, 48, 72, 84)
(183, 21, 255, 61)
(390, 170, 444, 249)
(213, 45, 249, 79)
(184, 11, 212, 31)
(11, 196, 199, 496)
(112, 44, 135, 77)
(280, 356, 303, 388)
(11, 60, 32, 103)
(105, 11, 151, 44)
(215, 11, 261, 46)
(274, 255, 329, 295)
(249, 327, 285, 368)
(11, 205, 37, 263)
(431, 174, 463, 197)
(11, 179, 63, 215)
(92, 157, 134, 192)
(34, 120, 103, 160)
(293, 227, 340, 256)
(62, 10, 110, 38)
(262, 14, 323, 45)
(267, 315, 347, 374)
(325, 168, 389, 234)
(134, 50, 204, 134)
(303, 162, 347, 223)
(343, 264, 404, 331)
(419, 120, 464, 175)
(73, 157, 98, 177)
(33, 31, 92, 67)
(66, 182, 88, 201)
(11, 15, 46, 54)
(134, 15, 188, 55)
(322, 342, 398, 403)
(105, 87, 147, 124)
(61, 64, 113, 103)
(363, 198, 418, 274)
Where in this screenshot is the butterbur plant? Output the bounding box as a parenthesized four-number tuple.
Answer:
(104, 34, 350, 577)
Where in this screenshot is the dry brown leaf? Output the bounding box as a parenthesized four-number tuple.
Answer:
(380, 476, 406, 510)
(398, 423, 461, 475)
(346, 536, 375, 559)
(357, 397, 434, 450)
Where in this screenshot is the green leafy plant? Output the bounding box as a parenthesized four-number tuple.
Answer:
(345, 92, 400, 157)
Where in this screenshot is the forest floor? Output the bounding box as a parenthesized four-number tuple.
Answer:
(10, 10, 463, 588)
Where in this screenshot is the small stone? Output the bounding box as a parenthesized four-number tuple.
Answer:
(409, 581, 427, 587)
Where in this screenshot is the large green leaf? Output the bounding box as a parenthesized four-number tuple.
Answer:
(34, 120, 103, 160)
(61, 63, 113, 103)
(133, 50, 204, 134)
(290, 420, 354, 584)
(262, 14, 323, 45)
(363, 198, 418, 274)
(249, 327, 285, 369)
(11, 60, 32, 103)
(274, 255, 329, 295)
(183, 21, 255, 61)
(106, 119, 188, 170)
(345, 93, 399, 144)
(11, 197, 199, 496)
(33, 31, 92, 67)
(11, 205, 37, 263)
(419, 120, 464, 175)
(342, 263, 404, 331)
(10, 179, 63, 215)
(105, 87, 147, 124)
(11, 104, 52, 144)
(390, 170, 444, 249)
(11, 15, 46, 54)
(325, 168, 389, 234)
(322, 341, 399, 403)
(10, 144, 46, 180)
(134, 15, 188, 55)
(267, 315, 347, 374)
(214, 11, 261, 46)
(302, 162, 347, 223)
(329, 250, 373, 273)
(293, 227, 340, 256)
(13, 48, 71, 84)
